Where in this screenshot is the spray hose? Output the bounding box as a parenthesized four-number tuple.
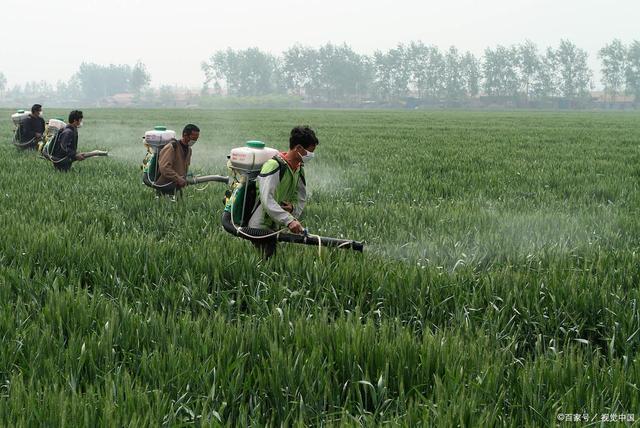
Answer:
(222, 159, 363, 254)
(12, 137, 37, 149)
(221, 211, 364, 253)
(44, 150, 108, 164)
(11, 127, 38, 149)
(40, 130, 108, 164)
(40, 132, 67, 165)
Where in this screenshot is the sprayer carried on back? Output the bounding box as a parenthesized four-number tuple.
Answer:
(138, 125, 363, 254)
(222, 137, 363, 254)
(140, 125, 229, 192)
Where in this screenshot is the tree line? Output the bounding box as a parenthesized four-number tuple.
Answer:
(0, 62, 151, 106)
(201, 39, 640, 107)
(1, 39, 639, 108)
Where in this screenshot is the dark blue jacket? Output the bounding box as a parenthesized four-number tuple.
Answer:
(20, 114, 45, 142)
(53, 124, 78, 160)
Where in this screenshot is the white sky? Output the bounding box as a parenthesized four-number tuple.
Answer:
(0, 0, 638, 88)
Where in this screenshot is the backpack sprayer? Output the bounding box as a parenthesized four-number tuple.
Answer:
(39, 118, 108, 163)
(39, 118, 65, 158)
(10, 109, 35, 149)
(141, 126, 229, 190)
(221, 141, 364, 253)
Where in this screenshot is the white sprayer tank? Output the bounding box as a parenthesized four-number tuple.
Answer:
(144, 126, 176, 149)
(229, 141, 279, 173)
(11, 110, 30, 126)
(47, 118, 66, 131)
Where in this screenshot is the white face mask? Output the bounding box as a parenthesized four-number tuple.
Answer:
(188, 139, 197, 147)
(77, 120, 83, 128)
(38, 110, 43, 117)
(300, 148, 315, 163)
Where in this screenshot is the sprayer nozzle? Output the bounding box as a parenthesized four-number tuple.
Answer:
(352, 241, 365, 252)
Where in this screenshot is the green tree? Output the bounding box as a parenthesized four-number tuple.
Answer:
(281, 45, 320, 97)
(517, 40, 541, 100)
(23, 81, 53, 98)
(407, 42, 445, 100)
(202, 48, 240, 95)
(444, 46, 465, 102)
(373, 44, 410, 101)
(238, 48, 279, 96)
(460, 51, 480, 97)
(549, 40, 592, 98)
(625, 40, 640, 105)
(130, 61, 151, 94)
(202, 48, 279, 96)
(315, 43, 370, 102)
(530, 48, 558, 98)
(62, 75, 83, 101)
(0, 72, 6, 97)
(598, 39, 627, 103)
(74, 62, 132, 101)
(483, 45, 519, 97)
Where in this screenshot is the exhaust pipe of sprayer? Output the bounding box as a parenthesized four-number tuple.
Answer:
(221, 211, 364, 252)
(82, 150, 109, 158)
(277, 231, 364, 252)
(187, 175, 230, 185)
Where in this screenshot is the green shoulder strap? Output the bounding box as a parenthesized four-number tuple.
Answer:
(271, 155, 306, 185)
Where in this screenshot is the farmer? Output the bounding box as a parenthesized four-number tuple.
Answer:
(50, 110, 86, 172)
(18, 104, 45, 149)
(153, 124, 200, 195)
(225, 125, 318, 259)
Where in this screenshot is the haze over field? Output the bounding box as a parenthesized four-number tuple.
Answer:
(1, 0, 639, 87)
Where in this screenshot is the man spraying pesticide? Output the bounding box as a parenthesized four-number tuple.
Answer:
(41, 110, 108, 171)
(141, 124, 228, 198)
(222, 126, 363, 258)
(10, 104, 45, 150)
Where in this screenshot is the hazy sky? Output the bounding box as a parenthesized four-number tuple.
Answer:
(1, 0, 638, 88)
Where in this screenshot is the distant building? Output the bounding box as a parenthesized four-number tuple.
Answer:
(101, 93, 136, 107)
(591, 91, 636, 109)
(99, 88, 199, 108)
